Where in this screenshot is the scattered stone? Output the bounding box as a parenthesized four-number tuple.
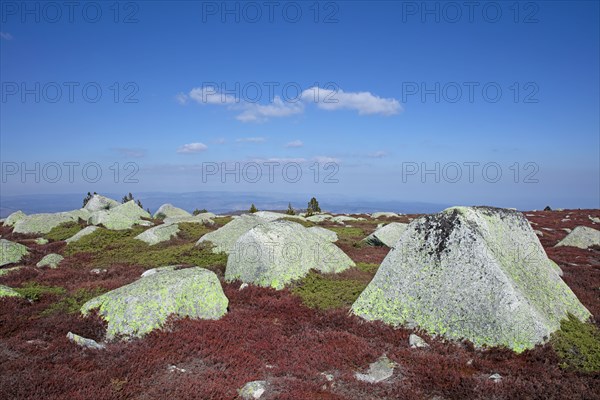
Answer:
(81, 267, 228, 340)
(306, 214, 333, 223)
(4, 210, 26, 226)
(34, 238, 49, 245)
(331, 215, 358, 224)
(226, 220, 355, 289)
(153, 204, 191, 219)
(239, 283, 248, 291)
(352, 206, 591, 352)
(83, 194, 120, 212)
(371, 212, 400, 219)
(0, 284, 22, 298)
(65, 226, 99, 244)
(238, 380, 267, 399)
(196, 214, 269, 254)
(88, 200, 151, 230)
(90, 268, 107, 275)
(409, 334, 430, 348)
(489, 373, 502, 382)
(555, 226, 600, 249)
(321, 372, 334, 382)
(13, 209, 89, 234)
(589, 216, 600, 224)
(134, 223, 180, 245)
(562, 228, 572, 233)
(140, 265, 177, 277)
(534, 230, 544, 237)
(167, 365, 187, 373)
(36, 253, 64, 268)
(0, 266, 22, 277)
(66, 332, 105, 350)
(355, 355, 396, 383)
(0, 239, 29, 266)
(307, 226, 338, 242)
(163, 213, 215, 225)
(363, 222, 408, 247)
(137, 220, 154, 227)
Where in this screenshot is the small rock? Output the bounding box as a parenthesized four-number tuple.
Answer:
(489, 373, 502, 382)
(238, 380, 267, 399)
(321, 372, 334, 381)
(35, 238, 49, 245)
(409, 334, 430, 348)
(167, 365, 187, 373)
(36, 253, 64, 268)
(589, 216, 600, 224)
(90, 268, 107, 275)
(355, 355, 396, 383)
(534, 230, 544, 237)
(562, 228, 572, 233)
(66, 332, 105, 350)
(239, 283, 249, 291)
(467, 359, 473, 366)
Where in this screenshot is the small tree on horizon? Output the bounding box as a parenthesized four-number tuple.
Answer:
(286, 203, 295, 215)
(193, 208, 208, 215)
(82, 191, 97, 208)
(121, 193, 144, 209)
(306, 197, 321, 216)
(249, 203, 258, 213)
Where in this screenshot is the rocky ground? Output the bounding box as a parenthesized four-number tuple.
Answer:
(0, 208, 599, 399)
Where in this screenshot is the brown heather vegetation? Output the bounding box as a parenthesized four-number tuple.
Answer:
(0, 209, 599, 399)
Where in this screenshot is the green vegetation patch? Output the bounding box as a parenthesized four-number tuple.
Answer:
(212, 216, 233, 226)
(42, 287, 108, 316)
(356, 262, 380, 274)
(328, 226, 365, 240)
(282, 217, 315, 228)
(551, 314, 600, 373)
(45, 221, 84, 241)
(15, 282, 66, 301)
(177, 222, 211, 241)
(64, 227, 227, 271)
(292, 271, 368, 310)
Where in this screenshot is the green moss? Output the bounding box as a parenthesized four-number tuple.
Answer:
(15, 282, 66, 301)
(45, 221, 84, 241)
(41, 287, 108, 316)
(292, 271, 368, 310)
(64, 227, 227, 272)
(282, 217, 315, 228)
(356, 262, 380, 273)
(551, 314, 600, 373)
(212, 216, 233, 226)
(176, 223, 211, 241)
(328, 227, 365, 240)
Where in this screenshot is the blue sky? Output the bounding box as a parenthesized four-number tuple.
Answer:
(1, 1, 598, 210)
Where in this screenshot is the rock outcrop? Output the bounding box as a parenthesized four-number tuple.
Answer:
(153, 204, 191, 219)
(134, 224, 180, 245)
(196, 214, 268, 254)
(88, 200, 151, 230)
(555, 226, 600, 249)
(363, 222, 408, 247)
(0, 239, 29, 266)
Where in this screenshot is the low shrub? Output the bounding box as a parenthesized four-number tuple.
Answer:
(291, 271, 368, 310)
(14, 282, 66, 301)
(45, 222, 84, 241)
(551, 314, 600, 373)
(41, 287, 108, 316)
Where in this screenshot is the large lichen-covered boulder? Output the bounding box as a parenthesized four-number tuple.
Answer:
(0, 285, 22, 298)
(134, 224, 180, 245)
(88, 200, 151, 230)
(363, 222, 408, 247)
(351, 206, 591, 353)
(196, 214, 269, 254)
(83, 194, 120, 212)
(81, 267, 228, 340)
(13, 209, 89, 234)
(153, 204, 191, 219)
(4, 210, 26, 227)
(36, 253, 64, 268)
(307, 226, 338, 242)
(555, 226, 600, 249)
(226, 220, 355, 289)
(65, 226, 99, 244)
(0, 239, 29, 266)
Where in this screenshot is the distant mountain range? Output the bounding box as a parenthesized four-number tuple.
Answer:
(0, 192, 452, 217)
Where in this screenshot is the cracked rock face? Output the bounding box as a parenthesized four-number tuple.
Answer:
(81, 267, 228, 340)
(225, 220, 355, 289)
(352, 206, 591, 352)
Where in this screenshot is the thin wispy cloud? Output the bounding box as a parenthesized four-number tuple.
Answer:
(236, 137, 266, 143)
(285, 140, 304, 148)
(177, 142, 208, 154)
(301, 87, 402, 115)
(0, 32, 13, 40)
(213, 138, 226, 144)
(314, 156, 341, 163)
(177, 85, 401, 122)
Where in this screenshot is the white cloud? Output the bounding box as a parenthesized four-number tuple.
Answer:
(0, 32, 13, 40)
(314, 156, 340, 163)
(285, 140, 304, 148)
(235, 96, 304, 123)
(189, 86, 238, 105)
(177, 142, 208, 154)
(175, 92, 188, 105)
(301, 87, 402, 115)
(236, 137, 266, 143)
(368, 151, 387, 158)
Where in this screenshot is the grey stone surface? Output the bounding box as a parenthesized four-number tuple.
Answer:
(0, 239, 28, 266)
(555, 226, 600, 249)
(4, 210, 26, 227)
(196, 214, 269, 254)
(65, 226, 99, 244)
(371, 212, 400, 219)
(134, 224, 180, 245)
(225, 220, 354, 289)
(81, 267, 228, 340)
(66, 332, 105, 350)
(36, 253, 64, 268)
(83, 194, 120, 212)
(363, 222, 408, 247)
(153, 204, 191, 219)
(307, 226, 338, 242)
(238, 380, 267, 399)
(409, 334, 430, 348)
(0, 284, 22, 298)
(88, 200, 151, 230)
(355, 355, 396, 383)
(352, 206, 591, 352)
(13, 209, 89, 234)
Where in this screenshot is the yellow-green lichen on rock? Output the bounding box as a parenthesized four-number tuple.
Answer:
(351, 206, 591, 353)
(80, 267, 228, 340)
(0, 284, 22, 298)
(0, 239, 29, 266)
